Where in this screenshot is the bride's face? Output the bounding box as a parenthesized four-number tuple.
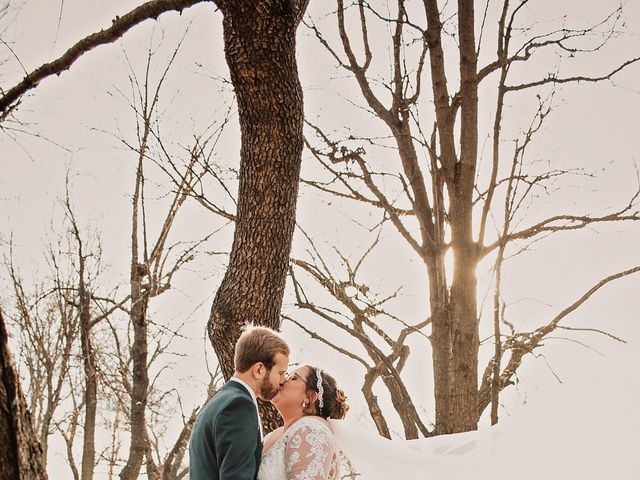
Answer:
(270, 366, 312, 413)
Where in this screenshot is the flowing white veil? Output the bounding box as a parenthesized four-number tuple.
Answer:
(327, 346, 639, 479)
(329, 418, 499, 480)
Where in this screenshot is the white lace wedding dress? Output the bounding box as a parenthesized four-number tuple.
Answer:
(257, 416, 341, 480)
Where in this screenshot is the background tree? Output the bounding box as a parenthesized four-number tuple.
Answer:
(296, 0, 640, 434)
(0, 307, 48, 480)
(5, 182, 219, 479)
(0, 0, 314, 423)
(7, 242, 79, 463)
(2, 26, 228, 475)
(5, 193, 116, 478)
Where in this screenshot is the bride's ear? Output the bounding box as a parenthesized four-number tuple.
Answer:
(306, 390, 319, 406)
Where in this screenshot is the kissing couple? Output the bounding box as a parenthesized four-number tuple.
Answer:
(189, 326, 349, 480)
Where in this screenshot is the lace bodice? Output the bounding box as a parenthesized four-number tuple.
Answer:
(257, 416, 340, 480)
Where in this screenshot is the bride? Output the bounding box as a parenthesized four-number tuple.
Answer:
(256, 365, 463, 480)
(257, 365, 349, 480)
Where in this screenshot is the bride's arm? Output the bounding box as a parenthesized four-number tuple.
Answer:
(284, 421, 335, 480)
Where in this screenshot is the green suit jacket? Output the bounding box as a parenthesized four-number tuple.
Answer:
(189, 380, 262, 480)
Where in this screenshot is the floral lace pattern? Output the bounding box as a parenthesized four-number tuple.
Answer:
(257, 417, 340, 480)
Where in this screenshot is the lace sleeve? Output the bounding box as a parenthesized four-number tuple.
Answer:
(284, 419, 336, 480)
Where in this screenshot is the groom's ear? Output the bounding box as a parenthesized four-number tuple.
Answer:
(251, 362, 266, 379)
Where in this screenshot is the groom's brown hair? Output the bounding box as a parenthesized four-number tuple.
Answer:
(234, 326, 289, 373)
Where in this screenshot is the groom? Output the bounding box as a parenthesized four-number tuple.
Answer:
(189, 326, 290, 480)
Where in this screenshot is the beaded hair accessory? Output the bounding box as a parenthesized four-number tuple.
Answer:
(315, 368, 324, 414)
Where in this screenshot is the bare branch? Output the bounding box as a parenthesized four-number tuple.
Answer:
(335, 0, 393, 123)
(478, 265, 640, 416)
(556, 325, 627, 344)
(0, 0, 209, 118)
(283, 314, 368, 368)
(484, 208, 640, 256)
(505, 57, 640, 92)
(303, 130, 411, 216)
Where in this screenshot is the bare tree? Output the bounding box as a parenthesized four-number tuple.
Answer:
(118, 41, 220, 479)
(299, 0, 640, 434)
(288, 229, 432, 438)
(63, 194, 104, 480)
(3, 37, 225, 474)
(6, 249, 78, 462)
(6, 195, 127, 478)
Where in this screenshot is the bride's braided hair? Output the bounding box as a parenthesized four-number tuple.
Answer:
(305, 366, 349, 420)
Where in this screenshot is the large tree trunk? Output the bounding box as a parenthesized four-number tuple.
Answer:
(207, 1, 308, 378)
(423, 0, 480, 435)
(448, 0, 479, 433)
(208, 0, 310, 433)
(0, 308, 48, 480)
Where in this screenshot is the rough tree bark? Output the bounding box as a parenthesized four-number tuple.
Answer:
(207, 0, 309, 430)
(0, 307, 48, 480)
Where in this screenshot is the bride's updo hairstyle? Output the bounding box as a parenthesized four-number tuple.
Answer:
(305, 366, 349, 420)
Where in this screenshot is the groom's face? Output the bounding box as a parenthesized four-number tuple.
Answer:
(258, 352, 289, 400)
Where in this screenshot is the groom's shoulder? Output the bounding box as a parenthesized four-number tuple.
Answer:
(200, 382, 254, 418)
(218, 380, 254, 402)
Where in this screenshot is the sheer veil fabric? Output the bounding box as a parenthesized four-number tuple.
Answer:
(329, 412, 637, 480)
(328, 346, 639, 480)
(329, 419, 492, 480)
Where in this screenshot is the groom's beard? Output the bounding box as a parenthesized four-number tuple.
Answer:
(259, 375, 279, 400)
